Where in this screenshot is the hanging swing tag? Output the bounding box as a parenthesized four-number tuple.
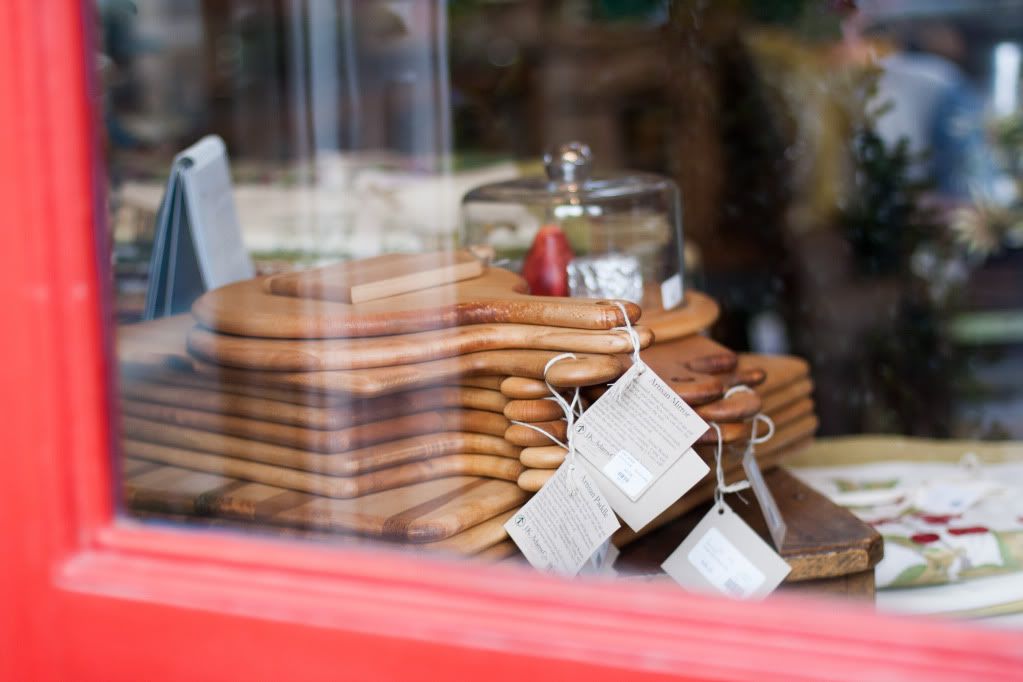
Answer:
(574, 364, 709, 503)
(505, 462, 620, 576)
(742, 445, 788, 550)
(661, 501, 790, 600)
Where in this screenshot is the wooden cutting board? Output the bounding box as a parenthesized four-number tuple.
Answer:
(515, 400, 817, 490)
(123, 357, 509, 411)
(123, 416, 520, 474)
(122, 379, 510, 431)
(615, 467, 883, 583)
(191, 349, 627, 398)
(265, 251, 485, 304)
(123, 400, 510, 453)
(193, 268, 642, 339)
(123, 459, 529, 542)
(515, 393, 813, 472)
(125, 438, 525, 499)
(612, 414, 818, 546)
(504, 419, 569, 448)
(188, 323, 654, 371)
(127, 505, 521, 559)
(639, 289, 720, 342)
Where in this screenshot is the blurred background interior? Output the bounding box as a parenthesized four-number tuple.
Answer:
(97, 0, 1023, 440)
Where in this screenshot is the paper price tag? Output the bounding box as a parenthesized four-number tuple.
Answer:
(602, 450, 654, 500)
(741, 446, 787, 550)
(662, 501, 790, 600)
(660, 273, 684, 311)
(574, 363, 709, 502)
(505, 462, 621, 576)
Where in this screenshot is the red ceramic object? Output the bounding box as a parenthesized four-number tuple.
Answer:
(521, 224, 574, 296)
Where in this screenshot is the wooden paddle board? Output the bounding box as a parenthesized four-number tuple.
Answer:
(123, 400, 510, 453)
(265, 251, 485, 304)
(123, 416, 519, 474)
(122, 379, 510, 430)
(123, 461, 529, 542)
(188, 322, 653, 371)
(125, 438, 525, 499)
(193, 268, 641, 339)
(191, 349, 627, 398)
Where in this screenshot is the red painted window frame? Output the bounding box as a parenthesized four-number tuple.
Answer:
(2, 2, 1022, 679)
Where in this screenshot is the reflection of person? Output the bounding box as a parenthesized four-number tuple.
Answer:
(875, 24, 999, 201)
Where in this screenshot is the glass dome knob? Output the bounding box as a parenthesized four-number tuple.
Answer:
(543, 141, 593, 184)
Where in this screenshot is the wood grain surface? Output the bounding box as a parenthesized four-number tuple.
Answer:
(123, 461, 529, 542)
(190, 349, 627, 397)
(499, 377, 553, 400)
(639, 289, 720, 342)
(187, 323, 654, 371)
(125, 438, 525, 499)
(123, 415, 520, 474)
(122, 379, 509, 430)
(123, 400, 509, 452)
(615, 467, 882, 583)
(504, 419, 568, 447)
(193, 268, 642, 338)
(264, 251, 485, 304)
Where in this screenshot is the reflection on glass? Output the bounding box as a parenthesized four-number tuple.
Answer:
(101, 0, 1023, 625)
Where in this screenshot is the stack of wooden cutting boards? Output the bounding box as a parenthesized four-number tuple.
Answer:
(119, 250, 818, 560)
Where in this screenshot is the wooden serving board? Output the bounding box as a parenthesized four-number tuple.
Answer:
(123, 416, 519, 474)
(123, 356, 509, 412)
(639, 289, 720, 343)
(125, 438, 525, 499)
(122, 378, 510, 431)
(515, 399, 816, 490)
(515, 392, 813, 473)
(265, 251, 485, 304)
(612, 414, 818, 546)
(123, 400, 509, 453)
(123, 459, 530, 542)
(192, 268, 642, 339)
(188, 323, 654, 372)
(615, 467, 883, 584)
(191, 349, 627, 398)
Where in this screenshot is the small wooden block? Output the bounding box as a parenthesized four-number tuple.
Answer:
(265, 251, 485, 304)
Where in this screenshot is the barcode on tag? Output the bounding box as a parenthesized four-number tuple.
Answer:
(687, 527, 766, 598)
(660, 273, 683, 311)
(602, 449, 654, 500)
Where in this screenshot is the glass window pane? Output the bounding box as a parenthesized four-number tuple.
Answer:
(99, 0, 1023, 626)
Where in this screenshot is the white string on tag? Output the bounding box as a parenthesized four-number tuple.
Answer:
(509, 353, 583, 494)
(710, 421, 751, 506)
(606, 301, 646, 402)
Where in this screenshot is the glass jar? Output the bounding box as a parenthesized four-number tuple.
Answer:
(459, 142, 685, 311)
